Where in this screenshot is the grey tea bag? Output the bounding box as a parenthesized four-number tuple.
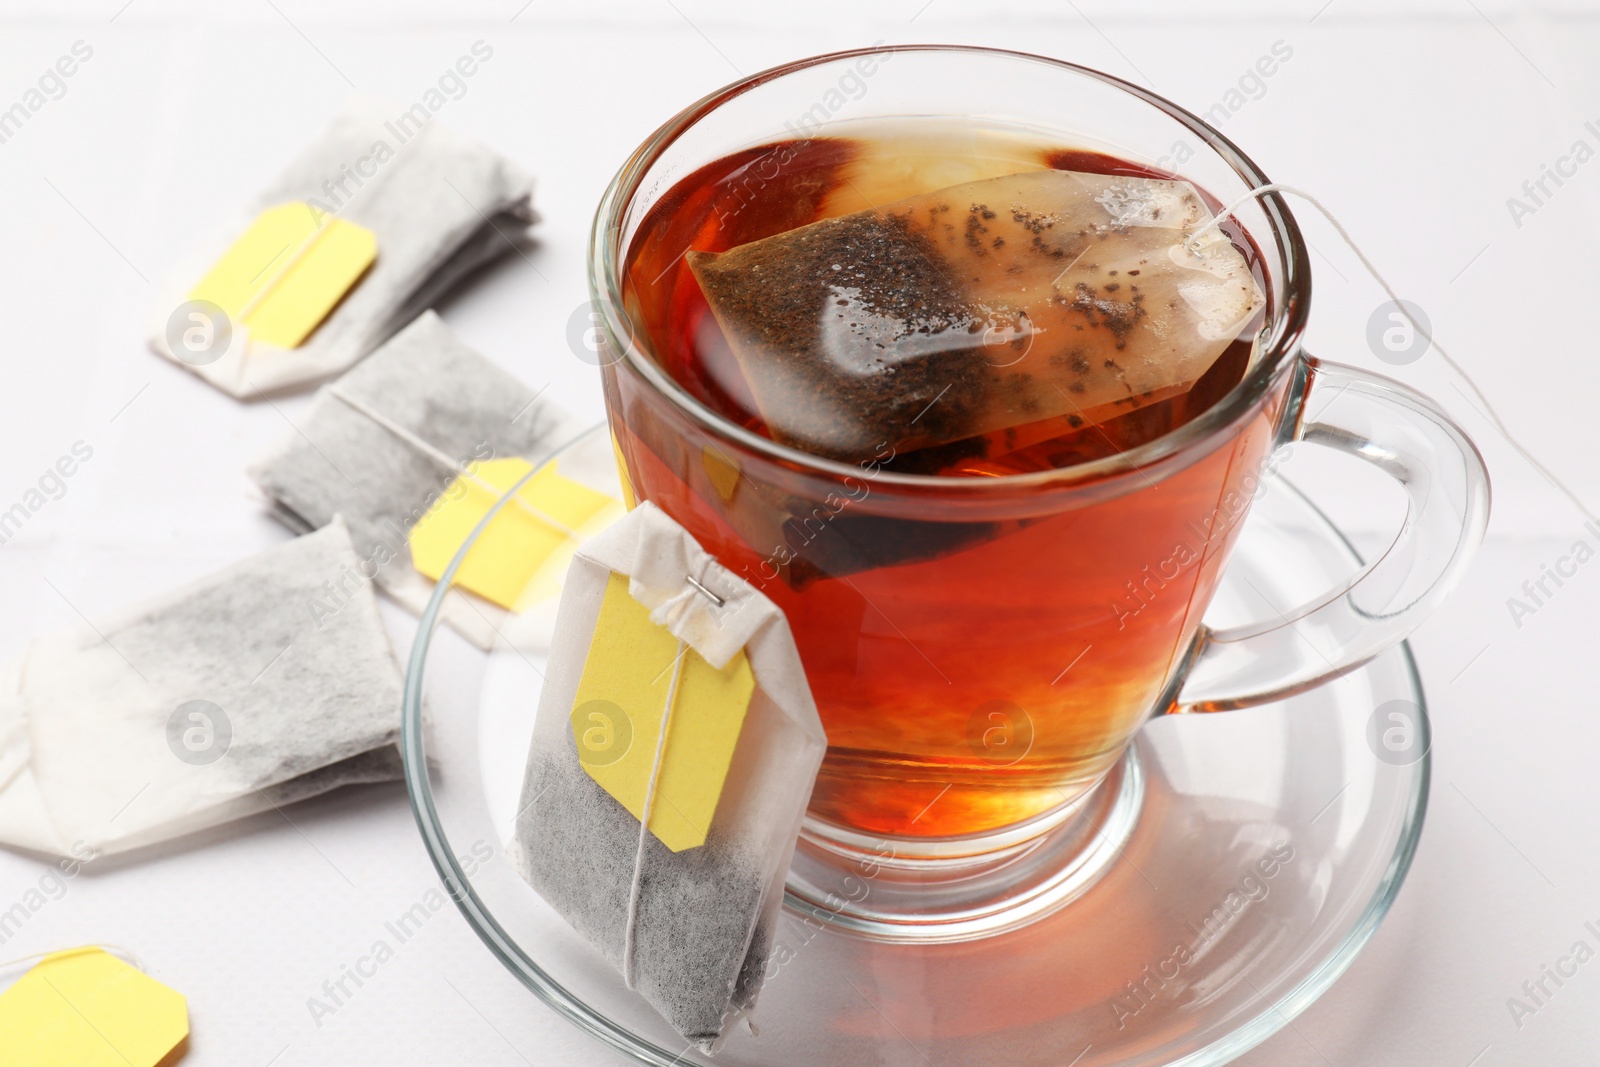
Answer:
(508, 503, 826, 1052)
(0, 519, 404, 858)
(249, 311, 584, 649)
(148, 95, 538, 397)
(689, 169, 1264, 463)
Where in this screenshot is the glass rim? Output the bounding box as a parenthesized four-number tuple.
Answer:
(588, 43, 1313, 492)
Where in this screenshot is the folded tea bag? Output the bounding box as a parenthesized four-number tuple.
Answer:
(0, 519, 404, 858)
(507, 502, 826, 1051)
(249, 311, 599, 650)
(148, 95, 537, 397)
(689, 169, 1265, 462)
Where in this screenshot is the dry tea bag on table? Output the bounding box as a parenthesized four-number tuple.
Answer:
(148, 95, 537, 397)
(689, 168, 1265, 463)
(508, 502, 826, 1052)
(0, 519, 405, 859)
(250, 311, 609, 650)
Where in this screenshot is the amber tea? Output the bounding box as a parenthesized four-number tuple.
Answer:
(603, 122, 1288, 840)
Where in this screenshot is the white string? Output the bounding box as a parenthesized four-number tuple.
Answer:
(235, 219, 339, 325)
(621, 638, 688, 990)
(325, 386, 581, 537)
(0, 944, 145, 976)
(1188, 182, 1596, 524)
(650, 584, 701, 633)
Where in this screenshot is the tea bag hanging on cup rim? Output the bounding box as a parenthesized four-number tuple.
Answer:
(508, 502, 827, 1052)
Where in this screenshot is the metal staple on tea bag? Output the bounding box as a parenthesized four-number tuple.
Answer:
(685, 574, 726, 608)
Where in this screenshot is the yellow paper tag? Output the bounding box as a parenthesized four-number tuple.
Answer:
(189, 202, 377, 349)
(409, 457, 621, 610)
(0, 947, 188, 1067)
(572, 572, 754, 852)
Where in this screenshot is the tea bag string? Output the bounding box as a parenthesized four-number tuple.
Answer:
(619, 575, 727, 989)
(325, 386, 580, 537)
(0, 944, 145, 975)
(1185, 183, 1595, 523)
(621, 637, 687, 990)
(236, 223, 342, 327)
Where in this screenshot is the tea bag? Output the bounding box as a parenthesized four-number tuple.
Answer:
(148, 95, 537, 397)
(507, 502, 826, 1052)
(249, 311, 595, 650)
(0, 519, 405, 858)
(689, 169, 1265, 462)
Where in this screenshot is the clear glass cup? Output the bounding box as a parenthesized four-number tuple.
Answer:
(589, 45, 1488, 928)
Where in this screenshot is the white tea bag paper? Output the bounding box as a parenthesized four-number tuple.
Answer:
(507, 503, 826, 1052)
(249, 311, 592, 650)
(148, 95, 538, 397)
(0, 519, 405, 858)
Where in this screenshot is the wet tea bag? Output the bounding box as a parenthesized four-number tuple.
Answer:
(507, 502, 826, 1052)
(148, 95, 537, 397)
(689, 169, 1264, 462)
(0, 519, 405, 858)
(249, 311, 601, 650)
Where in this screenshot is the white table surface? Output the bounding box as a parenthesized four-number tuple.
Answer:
(0, 1, 1596, 1063)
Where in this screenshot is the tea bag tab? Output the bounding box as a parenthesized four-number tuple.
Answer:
(149, 95, 537, 397)
(0, 519, 405, 858)
(0, 948, 189, 1067)
(188, 202, 377, 350)
(689, 169, 1264, 462)
(508, 503, 826, 1051)
(249, 311, 587, 649)
(408, 457, 621, 612)
(573, 572, 755, 852)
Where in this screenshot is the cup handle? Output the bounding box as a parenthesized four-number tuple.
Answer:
(1173, 356, 1491, 711)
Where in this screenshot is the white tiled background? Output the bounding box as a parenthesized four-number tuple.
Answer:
(0, 1, 1596, 1064)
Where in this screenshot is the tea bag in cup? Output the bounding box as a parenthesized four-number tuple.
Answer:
(249, 311, 603, 650)
(0, 519, 405, 859)
(506, 502, 826, 1052)
(148, 95, 537, 398)
(688, 169, 1264, 463)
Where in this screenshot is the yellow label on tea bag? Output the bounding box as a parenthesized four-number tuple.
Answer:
(410, 458, 620, 610)
(0, 947, 189, 1067)
(189, 202, 376, 349)
(572, 572, 753, 852)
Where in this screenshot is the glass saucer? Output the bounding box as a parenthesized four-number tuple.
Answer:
(401, 428, 1428, 1067)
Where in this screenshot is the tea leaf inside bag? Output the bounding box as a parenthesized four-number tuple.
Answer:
(689, 169, 1264, 463)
